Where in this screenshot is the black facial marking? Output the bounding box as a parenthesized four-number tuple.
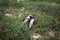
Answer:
(30, 16, 33, 19)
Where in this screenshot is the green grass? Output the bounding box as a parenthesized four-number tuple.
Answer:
(0, 0, 60, 40)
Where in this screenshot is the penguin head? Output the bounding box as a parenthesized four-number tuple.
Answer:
(27, 15, 32, 19)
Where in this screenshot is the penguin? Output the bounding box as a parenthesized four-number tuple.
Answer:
(23, 15, 35, 28)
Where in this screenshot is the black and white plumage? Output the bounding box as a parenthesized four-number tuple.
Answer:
(23, 15, 35, 28)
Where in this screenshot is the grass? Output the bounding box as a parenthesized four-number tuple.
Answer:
(0, 0, 60, 40)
